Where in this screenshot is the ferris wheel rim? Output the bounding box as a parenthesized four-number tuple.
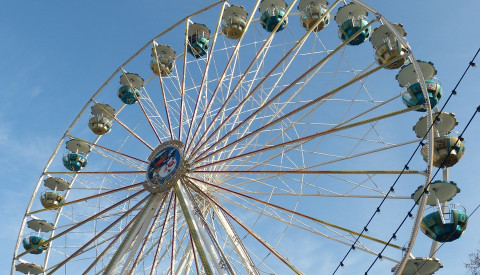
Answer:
(12, 1, 438, 274)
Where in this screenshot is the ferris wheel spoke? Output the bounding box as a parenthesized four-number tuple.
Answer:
(27, 181, 144, 216)
(193, 40, 320, 161)
(150, 242, 175, 275)
(216, 195, 358, 249)
(336, 51, 392, 150)
(194, 59, 413, 166)
(186, 1, 262, 153)
(189, 0, 298, 157)
(172, 224, 192, 273)
(194, 104, 419, 170)
(211, 89, 392, 180)
(151, 42, 176, 141)
(215, 193, 399, 264)
(184, 2, 226, 150)
(213, 125, 311, 182)
(46, 234, 118, 263)
(363, 173, 387, 197)
(214, 163, 418, 196)
(187, 179, 304, 274)
(45, 194, 150, 274)
(207, 55, 307, 164)
(69, 122, 150, 172)
(71, 174, 143, 191)
(138, 86, 174, 140)
(178, 19, 192, 141)
(185, 47, 240, 154)
(66, 134, 149, 164)
(194, 170, 422, 175)
(92, 99, 154, 151)
(163, 70, 183, 136)
(45, 171, 144, 175)
(91, 147, 146, 171)
(312, 138, 424, 170)
(83, 218, 139, 274)
(191, 36, 274, 158)
(51, 209, 138, 232)
(203, 62, 394, 169)
(120, 68, 163, 144)
(204, 173, 400, 197)
(192, 177, 401, 250)
(344, 120, 385, 158)
(239, 191, 409, 199)
(191, 44, 299, 160)
(144, 219, 190, 274)
(340, 174, 385, 196)
(366, 121, 389, 149)
(191, 15, 378, 160)
(18, 190, 146, 258)
(216, 137, 423, 189)
(199, 179, 358, 240)
(142, 220, 189, 274)
(338, 52, 376, 111)
(330, 92, 401, 133)
(179, 67, 199, 141)
(195, 84, 327, 169)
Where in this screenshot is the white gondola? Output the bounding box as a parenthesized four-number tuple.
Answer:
(62, 139, 90, 171)
(334, 3, 370, 45)
(222, 5, 248, 39)
(259, 0, 288, 32)
(297, 0, 329, 32)
(151, 44, 176, 76)
(370, 23, 408, 69)
(397, 61, 442, 111)
(88, 103, 115, 135)
(187, 23, 211, 58)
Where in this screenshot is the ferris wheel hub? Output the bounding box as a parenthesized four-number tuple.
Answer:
(144, 140, 187, 193)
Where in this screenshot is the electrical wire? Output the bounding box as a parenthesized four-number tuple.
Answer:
(332, 47, 480, 274)
(364, 104, 480, 274)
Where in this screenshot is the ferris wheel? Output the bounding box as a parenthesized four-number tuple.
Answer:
(12, 0, 469, 274)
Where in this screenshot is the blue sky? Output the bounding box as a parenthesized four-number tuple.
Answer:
(2, 0, 480, 274)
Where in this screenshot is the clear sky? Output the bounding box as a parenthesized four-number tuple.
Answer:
(2, 0, 480, 274)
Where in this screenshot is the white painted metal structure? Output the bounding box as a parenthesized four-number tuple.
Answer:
(13, 1, 443, 274)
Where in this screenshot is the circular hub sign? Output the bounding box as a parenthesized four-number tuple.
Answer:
(144, 140, 184, 193)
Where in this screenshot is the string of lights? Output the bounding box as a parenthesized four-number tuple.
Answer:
(332, 47, 480, 274)
(364, 104, 479, 274)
